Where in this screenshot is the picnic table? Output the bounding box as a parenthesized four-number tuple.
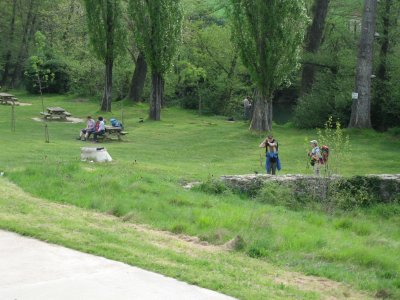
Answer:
(98, 125, 128, 141)
(40, 107, 71, 120)
(0, 93, 19, 105)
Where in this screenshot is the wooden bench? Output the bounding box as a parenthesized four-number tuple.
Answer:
(96, 127, 128, 142)
(40, 107, 71, 120)
(0, 93, 19, 105)
(40, 112, 52, 118)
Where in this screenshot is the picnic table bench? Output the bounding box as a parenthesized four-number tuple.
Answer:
(97, 125, 128, 141)
(40, 107, 72, 120)
(0, 93, 19, 105)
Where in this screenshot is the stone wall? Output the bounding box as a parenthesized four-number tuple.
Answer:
(220, 174, 400, 202)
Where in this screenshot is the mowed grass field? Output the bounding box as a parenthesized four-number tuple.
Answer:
(1, 92, 400, 299)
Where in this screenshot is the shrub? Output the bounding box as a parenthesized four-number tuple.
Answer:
(294, 71, 352, 129)
(25, 57, 70, 94)
(329, 177, 380, 209)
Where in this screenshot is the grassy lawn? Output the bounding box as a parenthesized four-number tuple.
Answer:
(1, 92, 399, 298)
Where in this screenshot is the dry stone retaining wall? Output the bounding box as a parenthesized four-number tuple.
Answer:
(220, 174, 400, 202)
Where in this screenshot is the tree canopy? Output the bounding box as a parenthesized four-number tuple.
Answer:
(128, 0, 183, 120)
(230, 0, 308, 131)
(83, 0, 125, 111)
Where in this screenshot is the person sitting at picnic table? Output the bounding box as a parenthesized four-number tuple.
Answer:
(77, 116, 95, 141)
(93, 116, 105, 142)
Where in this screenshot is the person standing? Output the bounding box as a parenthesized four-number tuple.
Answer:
(259, 134, 281, 175)
(243, 96, 252, 120)
(308, 140, 322, 176)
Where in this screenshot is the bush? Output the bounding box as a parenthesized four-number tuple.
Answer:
(329, 176, 381, 210)
(294, 71, 352, 128)
(24, 58, 70, 94)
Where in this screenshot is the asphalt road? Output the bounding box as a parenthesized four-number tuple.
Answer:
(0, 230, 236, 300)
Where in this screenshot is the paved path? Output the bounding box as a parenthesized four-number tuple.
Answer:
(0, 230, 235, 300)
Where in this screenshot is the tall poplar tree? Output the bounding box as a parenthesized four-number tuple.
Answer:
(128, 0, 183, 120)
(83, 0, 124, 112)
(349, 0, 377, 129)
(230, 0, 308, 131)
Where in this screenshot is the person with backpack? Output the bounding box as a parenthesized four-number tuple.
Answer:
(308, 140, 324, 176)
(259, 134, 281, 175)
(93, 116, 105, 142)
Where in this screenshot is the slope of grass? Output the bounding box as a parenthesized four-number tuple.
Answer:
(0, 177, 370, 300)
(1, 92, 400, 298)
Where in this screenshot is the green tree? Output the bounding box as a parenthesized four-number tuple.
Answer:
(230, 0, 308, 131)
(349, 0, 377, 128)
(83, 0, 125, 112)
(128, 0, 183, 120)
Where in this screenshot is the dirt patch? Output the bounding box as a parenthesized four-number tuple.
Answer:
(223, 235, 245, 251)
(32, 117, 84, 124)
(18, 102, 33, 106)
(275, 272, 371, 300)
(125, 222, 220, 252)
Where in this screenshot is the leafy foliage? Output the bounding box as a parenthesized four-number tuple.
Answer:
(128, 0, 183, 75)
(230, 0, 308, 94)
(83, 0, 125, 61)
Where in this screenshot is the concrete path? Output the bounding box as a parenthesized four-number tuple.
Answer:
(0, 230, 235, 300)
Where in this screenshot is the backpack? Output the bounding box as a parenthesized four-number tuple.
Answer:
(320, 145, 329, 164)
(110, 118, 123, 129)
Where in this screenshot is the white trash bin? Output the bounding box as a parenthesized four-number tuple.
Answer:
(81, 147, 112, 163)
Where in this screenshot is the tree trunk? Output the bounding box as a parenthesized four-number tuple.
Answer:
(100, 0, 114, 112)
(250, 89, 272, 132)
(377, 0, 390, 82)
(223, 53, 238, 113)
(149, 71, 162, 121)
(372, 0, 392, 130)
(1, 0, 17, 86)
(127, 52, 147, 102)
(301, 0, 330, 95)
(349, 0, 377, 128)
(11, 0, 36, 88)
(62, 0, 76, 43)
(101, 55, 113, 112)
